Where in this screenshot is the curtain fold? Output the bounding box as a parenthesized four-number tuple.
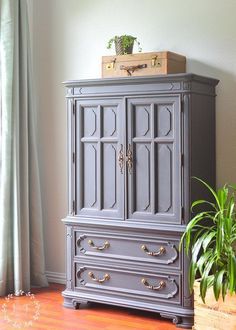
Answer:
(0, 0, 48, 296)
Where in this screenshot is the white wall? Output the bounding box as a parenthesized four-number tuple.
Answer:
(32, 0, 236, 276)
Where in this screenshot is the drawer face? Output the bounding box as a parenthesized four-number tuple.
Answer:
(75, 262, 181, 304)
(74, 228, 180, 269)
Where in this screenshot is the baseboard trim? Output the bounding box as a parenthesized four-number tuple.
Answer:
(46, 271, 66, 285)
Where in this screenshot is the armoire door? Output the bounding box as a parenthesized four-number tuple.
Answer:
(126, 96, 182, 224)
(74, 99, 124, 220)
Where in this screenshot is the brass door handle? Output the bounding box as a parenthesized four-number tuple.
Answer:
(88, 271, 110, 283)
(141, 245, 166, 257)
(126, 144, 133, 174)
(141, 278, 166, 291)
(88, 239, 110, 251)
(118, 144, 124, 174)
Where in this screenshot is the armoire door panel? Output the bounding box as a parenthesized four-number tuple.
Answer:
(156, 104, 173, 138)
(127, 96, 181, 224)
(83, 143, 98, 208)
(83, 107, 99, 137)
(156, 144, 173, 214)
(102, 143, 117, 210)
(134, 105, 151, 138)
(102, 106, 118, 137)
(134, 143, 151, 213)
(75, 99, 124, 219)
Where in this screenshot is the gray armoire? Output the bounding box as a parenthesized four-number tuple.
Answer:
(62, 74, 219, 328)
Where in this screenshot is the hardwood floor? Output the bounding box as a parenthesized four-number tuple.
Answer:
(0, 284, 178, 330)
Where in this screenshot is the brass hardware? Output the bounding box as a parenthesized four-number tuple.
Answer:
(120, 64, 147, 76)
(126, 144, 133, 174)
(151, 56, 162, 68)
(88, 239, 110, 251)
(106, 58, 116, 70)
(141, 245, 166, 257)
(88, 271, 110, 283)
(118, 144, 125, 174)
(141, 278, 166, 291)
(106, 63, 113, 70)
(151, 56, 157, 67)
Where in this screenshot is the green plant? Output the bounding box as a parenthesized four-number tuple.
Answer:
(107, 35, 142, 54)
(180, 177, 236, 303)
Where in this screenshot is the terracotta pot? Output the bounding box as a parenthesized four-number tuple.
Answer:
(193, 281, 236, 330)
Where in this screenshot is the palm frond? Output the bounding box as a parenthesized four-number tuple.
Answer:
(180, 178, 236, 302)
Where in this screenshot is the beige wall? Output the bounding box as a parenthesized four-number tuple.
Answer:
(32, 0, 236, 276)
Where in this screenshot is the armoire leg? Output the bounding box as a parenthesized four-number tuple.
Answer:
(63, 297, 88, 310)
(175, 316, 194, 329)
(160, 313, 193, 329)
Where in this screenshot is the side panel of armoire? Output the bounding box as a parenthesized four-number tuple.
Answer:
(181, 85, 217, 311)
(181, 84, 217, 224)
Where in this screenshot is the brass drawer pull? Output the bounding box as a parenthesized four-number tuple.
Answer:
(88, 271, 110, 283)
(126, 144, 133, 174)
(141, 278, 166, 291)
(118, 144, 124, 174)
(141, 245, 166, 256)
(88, 239, 110, 251)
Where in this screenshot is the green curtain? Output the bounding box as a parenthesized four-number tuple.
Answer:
(0, 0, 48, 295)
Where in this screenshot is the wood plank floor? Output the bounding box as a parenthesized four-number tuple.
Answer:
(0, 284, 178, 330)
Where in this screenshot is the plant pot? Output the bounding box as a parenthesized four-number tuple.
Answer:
(193, 281, 236, 330)
(115, 37, 134, 55)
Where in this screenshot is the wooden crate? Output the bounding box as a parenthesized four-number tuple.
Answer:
(102, 51, 186, 78)
(193, 281, 236, 330)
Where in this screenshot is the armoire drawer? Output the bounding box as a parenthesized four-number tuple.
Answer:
(75, 262, 181, 305)
(74, 228, 180, 269)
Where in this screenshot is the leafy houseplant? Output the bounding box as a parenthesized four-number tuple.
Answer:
(180, 177, 236, 303)
(107, 35, 142, 55)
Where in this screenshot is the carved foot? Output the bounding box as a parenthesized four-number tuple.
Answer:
(175, 316, 194, 329)
(63, 297, 88, 310)
(160, 313, 193, 329)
